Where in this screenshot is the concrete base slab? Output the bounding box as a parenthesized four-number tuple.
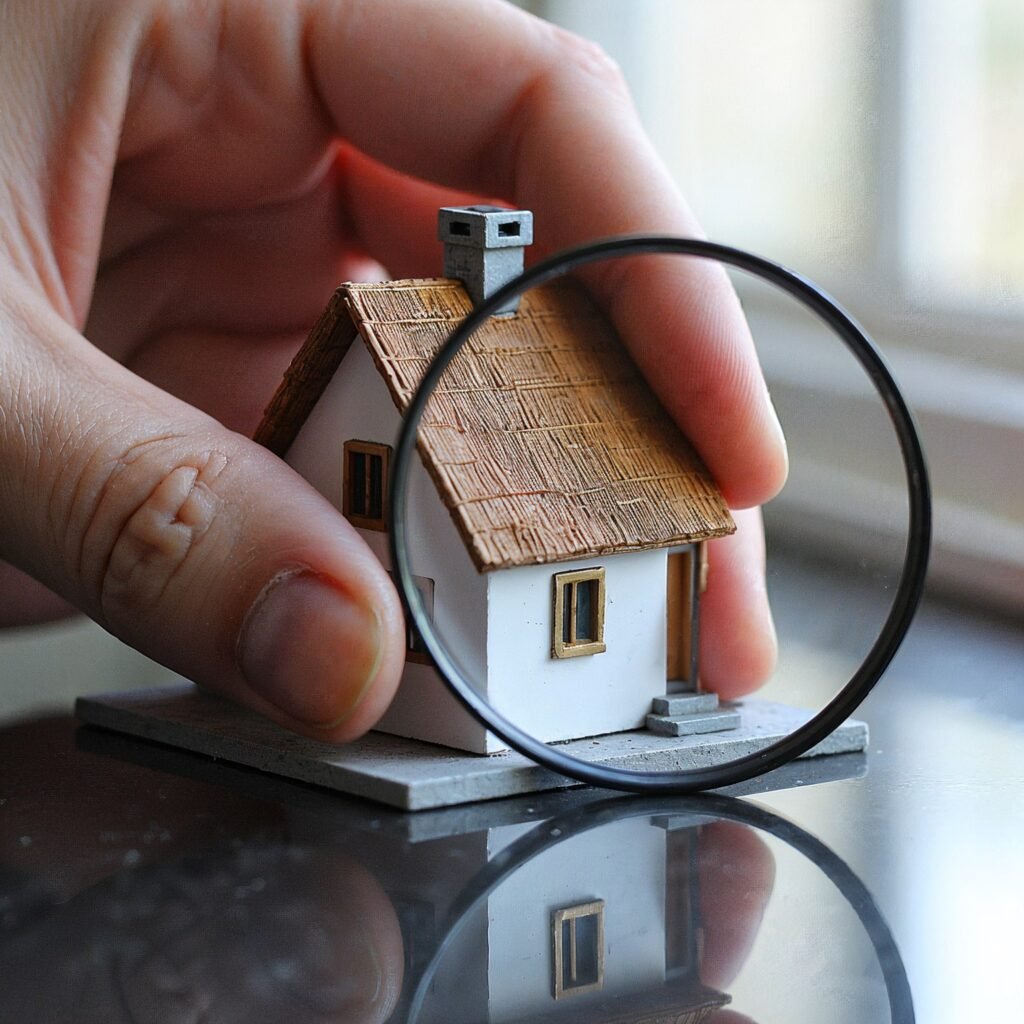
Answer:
(646, 709, 742, 736)
(76, 727, 869, 845)
(76, 685, 869, 812)
(651, 693, 720, 716)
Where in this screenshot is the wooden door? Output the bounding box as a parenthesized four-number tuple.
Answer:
(666, 550, 694, 684)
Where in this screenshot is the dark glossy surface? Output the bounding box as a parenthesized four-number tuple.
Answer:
(1, 553, 1022, 1022)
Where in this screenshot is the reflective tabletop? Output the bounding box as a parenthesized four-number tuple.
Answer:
(2, 551, 1022, 1023)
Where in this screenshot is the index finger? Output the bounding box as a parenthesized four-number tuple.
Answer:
(307, 0, 788, 508)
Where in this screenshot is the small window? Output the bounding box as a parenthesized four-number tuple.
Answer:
(388, 572, 435, 665)
(343, 440, 390, 531)
(552, 900, 605, 999)
(552, 568, 606, 659)
(405, 575, 435, 665)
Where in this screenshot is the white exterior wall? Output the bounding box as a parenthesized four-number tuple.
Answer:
(487, 549, 668, 744)
(285, 341, 492, 752)
(485, 818, 667, 1020)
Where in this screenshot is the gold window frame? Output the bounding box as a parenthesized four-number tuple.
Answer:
(552, 568, 607, 659)
(552, 899, 605, 999)
(343, 440, 391, 531)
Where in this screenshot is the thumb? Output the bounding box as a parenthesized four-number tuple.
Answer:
(0, 281, 405, 742)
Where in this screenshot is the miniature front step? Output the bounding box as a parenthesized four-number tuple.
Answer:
(651, 692, 720, 717)
(646, 690, 740, 737)
(646, 709, 742, 737)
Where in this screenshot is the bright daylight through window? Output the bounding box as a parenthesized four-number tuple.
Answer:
(529, 0, 1024, 611)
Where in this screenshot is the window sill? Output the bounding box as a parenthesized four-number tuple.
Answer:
(753, 294, 1024, 615)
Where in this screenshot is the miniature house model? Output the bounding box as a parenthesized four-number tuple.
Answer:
(255, 206, 738, 754)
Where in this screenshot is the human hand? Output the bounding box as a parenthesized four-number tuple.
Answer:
(0, 0, 784, 739)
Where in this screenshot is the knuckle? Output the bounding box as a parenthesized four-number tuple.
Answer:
(548, 27, 630, 95)
(73, 436, 230, 623)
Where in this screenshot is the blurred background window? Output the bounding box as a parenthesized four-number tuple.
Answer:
(902, 0, 1024, 315)
(533, 0, 1024, 325)
(525, 0, 1024, 612)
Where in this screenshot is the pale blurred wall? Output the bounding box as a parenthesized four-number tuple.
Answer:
(0, 619, 173, 723)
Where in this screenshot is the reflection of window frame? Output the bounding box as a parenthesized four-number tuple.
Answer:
(343, 440, 390, 531)
(552, 900, 605, 999)
(552, 568, 606, 659)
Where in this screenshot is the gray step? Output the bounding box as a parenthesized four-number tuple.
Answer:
(651, 692, 720, 717)
(646, 709, 742, 737)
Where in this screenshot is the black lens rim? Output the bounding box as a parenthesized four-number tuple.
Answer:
(388, 236, 931, 794)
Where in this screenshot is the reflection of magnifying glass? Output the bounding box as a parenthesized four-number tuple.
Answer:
(390, 235, 931, 795)
(404, 794, 916, 1024)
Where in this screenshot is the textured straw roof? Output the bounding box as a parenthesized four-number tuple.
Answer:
(256, 277, 734, 572)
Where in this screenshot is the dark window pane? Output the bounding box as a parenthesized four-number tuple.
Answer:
(561, 920, 574, 986)
(408, 577, 434, 655)
(350, 452, 367, 515)
(576, 580, 594, 641)
(562, 584, 572, 644)
(572, 913, 600, 986)
(408, 624, 424, 653)
(368, 454, 383, 519)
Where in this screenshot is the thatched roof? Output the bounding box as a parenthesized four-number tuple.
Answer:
(255, 277, 734, 572)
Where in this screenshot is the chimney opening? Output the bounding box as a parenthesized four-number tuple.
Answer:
(498, 221, 521, 237)
(449, 221, 472, 237)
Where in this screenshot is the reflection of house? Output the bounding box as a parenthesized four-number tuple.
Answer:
(256, 206, 739, 754)
(317, 798, 730, 1024)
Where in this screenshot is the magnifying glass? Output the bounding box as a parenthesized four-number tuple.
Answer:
(389, 232, 931, 795)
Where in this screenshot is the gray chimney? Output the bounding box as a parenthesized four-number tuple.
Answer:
(438, 205, 534, 315)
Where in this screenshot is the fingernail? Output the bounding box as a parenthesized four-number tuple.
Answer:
(238, 571, 383, 729)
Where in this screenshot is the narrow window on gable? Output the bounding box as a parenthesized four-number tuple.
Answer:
(343, 440, 391, 531)
(387, 572, 435, 665)
(552, 568, 607, 659)
(406, 575, 435, 665)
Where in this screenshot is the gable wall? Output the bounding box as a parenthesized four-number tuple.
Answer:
(285, 340, 491, 752)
